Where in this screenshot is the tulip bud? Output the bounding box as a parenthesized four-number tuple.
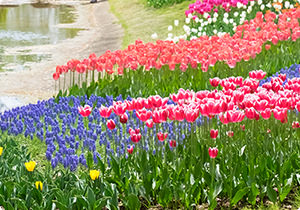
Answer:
(120, 113, 128, 124)
(210, 129, 218, 139)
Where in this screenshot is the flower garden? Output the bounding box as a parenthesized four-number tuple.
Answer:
(1, 0, 300, 209)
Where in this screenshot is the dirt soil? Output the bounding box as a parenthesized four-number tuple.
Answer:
(0, 0, 123, 105)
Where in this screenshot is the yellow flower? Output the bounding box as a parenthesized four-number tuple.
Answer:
(89, 170, 100, 180)
(35, 181, 43, 191)
(0, 147, 3, 156)
(25, 161, 36, 172)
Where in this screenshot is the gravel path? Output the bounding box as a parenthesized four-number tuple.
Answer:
(0, 0, 123, 108)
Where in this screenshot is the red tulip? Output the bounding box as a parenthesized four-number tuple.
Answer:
(260, 108, 271, 119)
(249, 70, 266, 80)
(131, 133, 141, 143)
(292, 121, 300, 128)
(245, 107, 260, 120)
(209, 77, 221, 87)
(265, 44, 271, 50)
(273, 107, 288, 123)
(107, 119, 116, 130)
(53, 72, 60, 80)
(240, 125, 245, 130)
(99, 106, 112, 118)
(136, 109, 152, 121)
(185, 109, 199, 123)
(157, 132, 168, 142)
(120, 113, 128, 124)
(296, 102, 300, 112)
(78, 105, 92, 117)
(146, 119, 154, 128)
(226, 131, 234, 137)
(210, 129, 218, 139)
(169, 140, 176, 148)
(208, 147, 218, 158)
(127, 145, 134, 154)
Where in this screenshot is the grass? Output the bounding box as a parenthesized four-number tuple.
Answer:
(109, 0, 192, 49)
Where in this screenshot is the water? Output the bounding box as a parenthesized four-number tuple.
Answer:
(0, 3, 82, 71)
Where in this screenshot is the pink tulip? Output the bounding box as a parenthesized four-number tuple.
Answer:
(106, 119, 116, 130)
(146, 119, 154, 128)
(169, 140, 176, 148)
(78, 105, 92, 117)
(99, 106, 112, 118)
(208, 147, 218, 158)
(157, 132, 168, 142)
(210, 129, 218, 139)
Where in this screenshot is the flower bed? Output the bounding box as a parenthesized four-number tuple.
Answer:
(53, 9, 300, 98)
(2, 66, 300, 208)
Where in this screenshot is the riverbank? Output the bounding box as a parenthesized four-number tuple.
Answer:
(0, 0, 123, 109)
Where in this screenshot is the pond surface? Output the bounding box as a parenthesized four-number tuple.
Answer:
(0, 3, 82, 71)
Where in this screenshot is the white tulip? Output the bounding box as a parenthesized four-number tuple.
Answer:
(213, 29, 217, 34)
(168, 25, 173, 31)
(151, 33, 158, 39)
(174, 20, 179, 26)
(203, 13, 209, 19)
(258, 0, 262, 5)
(214, 12, 218, 18)
(284, 1, 290, 8)
(168, 33, 173, 38)
(229, 18, 234, 24)
(266, 3, 272, 8)
(197, 32, 202, 37)
(234, 12, 239, 17)
(208, 18, 212, 24)
(185, 18, 191, 24)
(212, 17, 217, 23)
(191, 28, 198, 33)
(237, 2, 243, 8)
(224, 12, 229, 18)
(260, 4, 265, 10)
(250, 1, 255, 6)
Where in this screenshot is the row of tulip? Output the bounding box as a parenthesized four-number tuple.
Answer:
(3, 66, 300, 171)
(184, 0, 300, 39)
(53, 8, 300, 98)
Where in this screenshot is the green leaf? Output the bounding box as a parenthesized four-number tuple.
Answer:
(248, 183, 259, 205)
(10, 198, 28, 210)
(126, 194, 141, 210)
(97, 157, 105, 175)
(95, 196, 110, 209)
(87, 151, 93, 170)
(279, 177, 293, 202)
(231, 188, 248, 205)
(53, 201, 68, 210)
(87, 187, 96, 209)
(267, 186, 277, 203)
